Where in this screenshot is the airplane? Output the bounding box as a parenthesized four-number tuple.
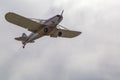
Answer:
(5, 11, 82, 48)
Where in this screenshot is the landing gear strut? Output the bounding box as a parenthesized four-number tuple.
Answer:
(22, 43, 26, 49)
(23, 45, 25, 48)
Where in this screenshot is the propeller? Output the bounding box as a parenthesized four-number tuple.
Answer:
(61, 10, 64, 16)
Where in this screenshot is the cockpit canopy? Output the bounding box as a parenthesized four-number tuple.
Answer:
(31, 18, 46, 24)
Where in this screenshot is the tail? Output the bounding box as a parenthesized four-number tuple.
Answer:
(15, 33, 27, 42)
(15, 33, 34, 43)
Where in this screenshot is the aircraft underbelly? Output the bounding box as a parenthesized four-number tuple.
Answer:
(27, 33, 39, 42)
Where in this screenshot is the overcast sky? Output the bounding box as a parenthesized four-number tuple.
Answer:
(0, 0, 120, 80)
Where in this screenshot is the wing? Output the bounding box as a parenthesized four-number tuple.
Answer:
(50, 28, 81, 38)
(5, 12, 43, 32)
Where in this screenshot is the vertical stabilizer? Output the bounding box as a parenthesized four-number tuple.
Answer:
(15, 33, 27, 41)
(22, 33, 27, 38)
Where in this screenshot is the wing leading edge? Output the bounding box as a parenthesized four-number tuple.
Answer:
(5, 12, 43, 32)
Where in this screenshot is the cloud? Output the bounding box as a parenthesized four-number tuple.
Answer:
(0, 0, 120, 80)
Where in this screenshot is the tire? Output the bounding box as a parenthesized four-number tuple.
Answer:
(58, 32, 62, 36)
(44, 28, 48, 33)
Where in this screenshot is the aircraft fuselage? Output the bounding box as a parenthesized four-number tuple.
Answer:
(23, 15, 63, 45)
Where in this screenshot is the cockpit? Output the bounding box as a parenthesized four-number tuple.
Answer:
(30, 18, 46, 24)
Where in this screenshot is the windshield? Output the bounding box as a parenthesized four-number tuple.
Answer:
(30, 18, 46, 24)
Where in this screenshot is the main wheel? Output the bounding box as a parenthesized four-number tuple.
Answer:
(58, 32, 62, 36)
(44, 28, 48, 33)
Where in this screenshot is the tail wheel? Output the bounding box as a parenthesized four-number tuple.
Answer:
(58, 32, 62, 36)
(44, 28, 48, 33)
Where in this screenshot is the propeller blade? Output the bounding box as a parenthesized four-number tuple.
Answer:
(61, 10, 64, 16)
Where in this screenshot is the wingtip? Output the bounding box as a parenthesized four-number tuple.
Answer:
(5, 12, 13, 21)
(5, 12, 16, 21)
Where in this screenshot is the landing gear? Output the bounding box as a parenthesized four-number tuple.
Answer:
(23, 44, 26, 49)
(23, 45, 25, 48)
(58, 32, 62, 36)
(22, 42, 26, 49)
(44, 28, 48, 33)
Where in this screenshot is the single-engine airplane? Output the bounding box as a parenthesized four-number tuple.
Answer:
(5, 11, 81, 48)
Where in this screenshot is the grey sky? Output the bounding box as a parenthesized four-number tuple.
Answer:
(0, 0, 120, 80)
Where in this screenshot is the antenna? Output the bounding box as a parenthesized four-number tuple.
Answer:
(61, 10, 64, 16)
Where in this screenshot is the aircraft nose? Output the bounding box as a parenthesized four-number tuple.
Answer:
(56, 15, 61, 17)
(56, 15, 63, 21)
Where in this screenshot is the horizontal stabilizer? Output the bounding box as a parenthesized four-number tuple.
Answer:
(15, 37, 27, 41)
(15, 37, 35, 43)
